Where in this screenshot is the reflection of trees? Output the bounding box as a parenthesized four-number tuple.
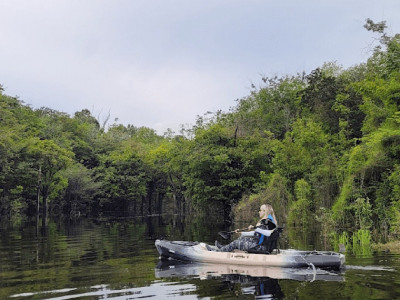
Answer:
(222, 275, 284, 299)
(160, 274, 284, 299)
(287, 225, 334, 251)
(0, 218, 157, 298)
(153, 213, 225, 242)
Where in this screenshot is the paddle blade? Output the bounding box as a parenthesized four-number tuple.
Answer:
(218, 231, 232, 240)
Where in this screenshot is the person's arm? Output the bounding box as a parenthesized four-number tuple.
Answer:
(240, 230, 255, 237)
(255, 227, 274, 237)
(234, 224, 254, 234)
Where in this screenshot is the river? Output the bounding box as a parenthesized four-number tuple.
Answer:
(0, 215, 399, 299)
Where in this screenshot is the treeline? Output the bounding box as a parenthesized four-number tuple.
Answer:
(1, 20, 400, 240)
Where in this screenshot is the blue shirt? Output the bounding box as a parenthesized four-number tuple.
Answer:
(267, 214, 275, 224)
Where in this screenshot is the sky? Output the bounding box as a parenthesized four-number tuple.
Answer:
(1, 1, 400, 134)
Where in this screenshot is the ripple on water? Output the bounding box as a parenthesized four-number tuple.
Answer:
(9, 282, 199, 300)
(344, 265, 396, 272)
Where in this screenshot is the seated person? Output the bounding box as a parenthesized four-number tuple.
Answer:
(216, 204, 278, 253)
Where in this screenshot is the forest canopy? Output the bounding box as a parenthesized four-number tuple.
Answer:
(1, 19, 400, 241)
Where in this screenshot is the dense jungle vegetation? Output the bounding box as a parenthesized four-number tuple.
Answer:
(1, 20, 400, 244)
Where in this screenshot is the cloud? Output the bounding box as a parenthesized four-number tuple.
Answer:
(1, 0, 400, 134)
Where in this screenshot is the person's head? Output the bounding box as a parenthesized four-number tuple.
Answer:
(265, 204, 274, 215)
(259, 204, 268, 219)
(259, 204, 277, 224)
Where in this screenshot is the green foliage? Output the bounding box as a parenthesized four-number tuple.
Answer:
(1, 18, 400, 248)
(331, 231, 350, 253)
(95, 141, 149, 212)
(364, 18, 400, 77)
(385, 164, 400, 238)
(334, 87, 365, 141)
(315, 207, 335, 248)
(288, 179, 312, 227)
(333, 112, 400, 231)
(26, 138, 74, 203)
(337, 231, 350, 253)
(352, 229, 372, 256)
(55, 164, 100, 217)
(9, 185, 25, 220)
(332, 229, 372, 256)
(299, 67, 343, 133)
(182, 123, 273, 214)
(354, 197, 373, 230)
(272, 135, 312, 184)
(353, 73, 400, 134)
(233, 75, 304, 139)
(234, 173, 291, 223)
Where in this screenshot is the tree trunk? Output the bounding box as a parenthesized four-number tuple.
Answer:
(224, 202, 232, 225)
(42, 187, 48, 228)
(147, 181, 153, 215)
(37, 166, 41, 219)
(233, 125, 239, 147)
(157, 191, 163, 215)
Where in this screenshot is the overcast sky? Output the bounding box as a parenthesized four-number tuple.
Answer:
(1, 1, 400, 134)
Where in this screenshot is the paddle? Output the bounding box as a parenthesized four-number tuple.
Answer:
(218, 219, 278, 240)
(218, 227, 250, 240)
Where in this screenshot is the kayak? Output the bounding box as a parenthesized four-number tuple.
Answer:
(155, 239, 345, 270)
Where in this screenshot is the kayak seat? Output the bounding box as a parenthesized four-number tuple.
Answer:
(247, 228, 283, 254)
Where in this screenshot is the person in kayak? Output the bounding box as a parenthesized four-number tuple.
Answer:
(215, 204, 278, 253)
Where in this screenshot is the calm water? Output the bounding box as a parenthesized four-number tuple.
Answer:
(0, 215, 399, 299)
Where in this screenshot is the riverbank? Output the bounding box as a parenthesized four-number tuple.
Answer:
(373, 241, 400, 253)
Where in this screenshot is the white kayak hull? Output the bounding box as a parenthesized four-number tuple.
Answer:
(155, 240, 345, 270)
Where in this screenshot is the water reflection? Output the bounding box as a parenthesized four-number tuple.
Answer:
(155, 260, 344, 282)
(1, 215, 400, 299)
(155, 260, 344, 299)
(10, 282, 199, 300)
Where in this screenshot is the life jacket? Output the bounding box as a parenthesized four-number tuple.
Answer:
(249, 219, 280, 254)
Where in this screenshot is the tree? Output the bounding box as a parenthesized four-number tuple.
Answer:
(299, 68, 343, 133)
(288, 179, 312, 227)
(0, 95, 43, 217)
(183, 123, 273, 220)
(25, 138, 73, 222)
(95, 141, 149, 214)
(56, 163, 101, 218)
(233, 75, 304, 139)
(146, 137, 189, 215)
(364, 18, 400, 77)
